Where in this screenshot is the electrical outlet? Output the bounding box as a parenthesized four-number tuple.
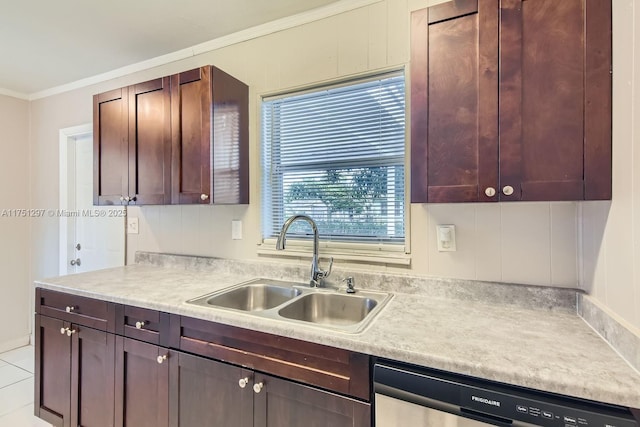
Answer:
(127, 217, 139, 234)
(436, 225, 456, 252)
(231, 220, 242, 240)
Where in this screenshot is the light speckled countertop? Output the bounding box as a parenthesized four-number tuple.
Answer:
(35, 255, 640, 409)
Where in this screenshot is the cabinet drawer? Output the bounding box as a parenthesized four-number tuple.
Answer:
(175, 315, 371, 401)
(116, 305, 171, 346)
(36, 288, 115, 332)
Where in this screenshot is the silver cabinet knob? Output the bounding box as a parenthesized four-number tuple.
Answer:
(200, 194, 209, 201)
(502, 185, 514, 196)
(124, 196, 131, 202)
(60, 327, 66, 335)
(75, 243, 81, 251)
(65, 306, 75, 313)
(485, 187, 496, 197)
(157, 354, 167, 364)
(135, 321, 146, 329)
(253, 382, 264, 394)
(238, 377, 249, 388)
(70, 258, 81, 266)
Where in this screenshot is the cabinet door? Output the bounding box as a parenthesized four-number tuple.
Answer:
(253, 374, 371, 427)
(170, 67, 212, 204)
(168, 351, 252, 427)
(410, 0, 499, 203)
(128, 77, 172, 205)
(93, 88, 129, 206)
(35, 315, 71, 427)
(115, 337, 169, 427)
(499, 0, 611, 201)
(70, 325, 116, 427)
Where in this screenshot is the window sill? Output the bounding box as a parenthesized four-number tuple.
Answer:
(257, 239, 411, 266)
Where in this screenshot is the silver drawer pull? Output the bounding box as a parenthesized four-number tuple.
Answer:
(135, 321, 146, 329)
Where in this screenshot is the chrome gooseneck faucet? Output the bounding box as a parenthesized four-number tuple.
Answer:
(275, 214, 333, 287)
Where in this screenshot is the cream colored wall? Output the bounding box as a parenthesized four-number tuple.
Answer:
(0, 95, 31, 350)
(30, 0, 579, 297)
(580, 1, 640, 331)
(29, 88, 92, 285)
(122, 0, 578, 288)
(124, 200, 578, 287)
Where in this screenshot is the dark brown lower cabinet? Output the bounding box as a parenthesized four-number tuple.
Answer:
(169, 351, 253, 427)
(35, 315, 71, 426)
(35, 314, 115, 427)
(168, 351, 369, 427)
(115, 337, 169, 427)
(36, 299, 371, 427)
(253, 373, 371, 427)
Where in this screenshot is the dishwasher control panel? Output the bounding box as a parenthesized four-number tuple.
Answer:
(374, 362, 639, 427)
(461, 386, 638, 427)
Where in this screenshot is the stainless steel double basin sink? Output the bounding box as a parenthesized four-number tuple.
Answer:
(187, 278, 392, 334)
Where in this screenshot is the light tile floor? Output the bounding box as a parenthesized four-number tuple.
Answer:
(0, 346, 51, 427)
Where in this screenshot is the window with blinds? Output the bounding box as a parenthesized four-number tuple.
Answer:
(261, 72, 406, 244)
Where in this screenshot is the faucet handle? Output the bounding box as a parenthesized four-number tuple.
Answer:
(321, 257, 334, 278)
(312, 257, 333, 286)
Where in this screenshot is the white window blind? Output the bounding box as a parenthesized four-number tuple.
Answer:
(261, 72, 406, 244)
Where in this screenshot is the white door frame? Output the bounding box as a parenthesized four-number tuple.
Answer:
(58, 123, 93, 275)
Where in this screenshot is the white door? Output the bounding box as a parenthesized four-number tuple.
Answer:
(63, 133, 125, 274)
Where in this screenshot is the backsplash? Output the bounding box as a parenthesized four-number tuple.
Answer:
(127, 201, 579, 288)
(578, 294, 640, 373)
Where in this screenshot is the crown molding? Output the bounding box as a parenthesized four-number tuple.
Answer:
(27, 0, 382, 101)
(0, 87, 30, 100)
(29, 46, 195, 101)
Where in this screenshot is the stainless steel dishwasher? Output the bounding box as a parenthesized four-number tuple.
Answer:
(374, 360, 639, 427)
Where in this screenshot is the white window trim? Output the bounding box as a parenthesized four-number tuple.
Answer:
(257, 238, 411, 266)
(257, 67, 412, 265)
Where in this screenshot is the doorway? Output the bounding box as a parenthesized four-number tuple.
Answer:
(59, 124, 125, 274)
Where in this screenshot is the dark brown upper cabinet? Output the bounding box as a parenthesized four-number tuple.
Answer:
(94, 77, 172, 205)
(410, 0, 612, 203)
(93, 65, 248, 206)
(171, 66, 249, 205)
(93, 87, 129, 206)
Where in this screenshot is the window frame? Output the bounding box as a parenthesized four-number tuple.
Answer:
(258, 69, 411, 262)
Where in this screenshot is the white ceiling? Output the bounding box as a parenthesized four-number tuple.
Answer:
(0, 0, 342, 97)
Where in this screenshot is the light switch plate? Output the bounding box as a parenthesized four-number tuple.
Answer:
(127, 217, 139, 234)
(232, 220, 242, 240)
(436, 224, 456, 252)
